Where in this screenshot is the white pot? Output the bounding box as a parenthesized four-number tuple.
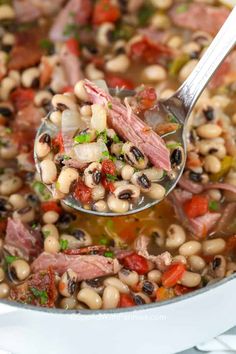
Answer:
(0, 276, 235, 354)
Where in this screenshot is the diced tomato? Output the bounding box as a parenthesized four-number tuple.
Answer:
(106, 75, 134, 90)
(130, 38, 172, 64)
(0, 219, 7, 234)
(52, 133, 64, 154)
(93, 0, 121, 25)
(101, 159, 116, 175)
(119, 224, 137, 244)
(156, 287, 175, 301)
(161, 263, 186, 288)
(73, 181, 92, 204)
(135, 87, 157, 110)
(10, 88, 35, 111)
(61, 86, 74, 94)
(226, 235, 236, 253)
(66, 38, 80, 56)
(174, 284, 195, 296)
(101, 176, 115, 192)
(41, 201, 62, 214)
(183, 195, 209, 219)
(119, 293, 135, 308)
(122, 253, 149, 275)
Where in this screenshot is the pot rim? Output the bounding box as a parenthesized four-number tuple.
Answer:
(1, 272, 235, 315)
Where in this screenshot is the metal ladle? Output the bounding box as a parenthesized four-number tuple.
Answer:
(34, 6, 236, 216)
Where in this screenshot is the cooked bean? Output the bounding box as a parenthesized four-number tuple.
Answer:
(105, 54, 130, 73)
(42, 224, 59, 239)
(91, 104, 107, 133)
(60, 297, 77, 310)
(204, 155, 221, 173)
(84, 162, 102, 188)
(111, 142, 123, 157)
(151, 227, 165, 247)
(140, 280, 158, 297)
(197, 124, 222, 139)
(13, 206, 35, 223)
(0, 267, 5, 282)
(104, 276, 129, 294)
(92, 200, 108, 212)
(50, 110, 62, 126)
(0, 283, 10, 298)
(10, 259, 30, 281)
(166, 224, 186, 249)
(142, 168, 164, 182)
(36, 133, 51, 159)
(179, 60, 198, 82)
(150, 13, 170, 29)
(0, 140, 18, 159)
(133, 292, 151, 304)
(77, 288, 102, 310)
(146, 183, 166, 200)
(114, 184, 140, 200)
(57, 168, 79, 194)
(170, 147, 183, 167)
(179, 241, 202, 256)
(81, 278, 104, 295)
(167, 36, 183, 49)
(80, 104, 92, 117)
(147, 270, 162, 284)
(180, 271, 201, 287)
(107, 195, 129, 213)
(96, 22, 114, 47)
(34, 90, 53, 107)
(121, 165, 135, 180)
(143, 64, 167, 82)
(102, 285, 120, 309)
(131, 172, 151, 192)
(21, 67, 40, 88)
(210, 255, 226, 278)
(0, 4, 15, 20)
(9, 194, 27, 210)
(202, 238, 226, 256)
(74, 80, 89, 101)
(0, 176, 22, 195)
(173, 255, 187, 264)
(123, 142, 148, 170)
(40, 160, 57, 185)
(59, 269, 78, 297)
(0, 76, 18, 100)
(118, 268, 139, 287)
(188, 255, 206, 272)
(207, 189, 221, 202)
(42, 211, 59, 224)
(85, 63, 104, 80)
(151, 0, 173, 9)
(52, 94, 77, 111)
(44, 235, 60, 253)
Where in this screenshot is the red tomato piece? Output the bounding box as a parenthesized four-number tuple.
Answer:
(106, 75, 134, 90)
(135, 87, 157, 110)
(183, 195, 209, 219)
(122, 253, 149, 275)
(226, 235, 236, 253)
(101, 176, 115, 192)
(119, 225, 137, 244)
(101, 159, 116, 175)
(10, 88, 35, 111)
(52, 133, 64, 154)
(41, 201, 62, 214)
(93, 0, 121, 25)
(130, 38, 172, 64)
(73, 181, 92, 204)
(161, 263, 186, 288)
(61, 86, 74, 93)
(174, 284, 196, 296)
(66, 38, 80, 56)
(119, 294, 135, 308)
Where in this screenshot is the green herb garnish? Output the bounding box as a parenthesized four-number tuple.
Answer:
(60, 239, 69, 251)
(168, 114, 178, 123)
(112, 23, 135, 41)
(113, 134, 120, 143)
(138, 4, 155, 26)
(33, 181, 51, 201)
(176, 4, 188, 13)
(97, 130, 108, 144)
(5, 255, 19, 264)
(107, 102, 113, 109)
(209, 200, 219, 212)
(42, 230, 50, 238)
(102, 151, 110, 157)
(99, 237, 110, 245)
(104, 251, 114, 258)
(106, 174, 118, 182)
(166, 142, 182, 150)
(30, 287, 48, 305)
(74, 133, 91, 144)
(39, 39, 54, 53)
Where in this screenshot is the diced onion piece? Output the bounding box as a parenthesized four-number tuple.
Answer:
(91, 104, 107, 133)
(93, 80, 109, 93)
(61, 109, 86, 135)
(74, 141, 108, 163)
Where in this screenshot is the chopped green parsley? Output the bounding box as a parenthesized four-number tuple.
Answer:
(74, 133, 91, 144)
(60, 239, 69, 251)
(30, 287, 48, 305)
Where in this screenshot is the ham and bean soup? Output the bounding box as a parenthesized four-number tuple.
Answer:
(0, 0, 236, 310)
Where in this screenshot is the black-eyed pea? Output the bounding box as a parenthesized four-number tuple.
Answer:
(146, 183, 166, 200)
(0, 283, 10, 298)
(21, 67, 40, 88)
(140, 280, 158, 297)
(197, 124, 222, 139)
(150, 0, 173, 10)
(179, 241, 202, 257)
(0, 267, 5, 282)
(0, 140, 18, 159)
(143, 168, 164, 182)
(172, 255, 187, 265)
(133, 292, 151, 305)
(114, 184, 140, 201)
(147, 270, 162, 284)
(13, 206, 35, 223)
(40, 159, 57, 184)
(151, 227, 165, 247)
(10, 259, 30, 281)
(188, 255, 206, 272)
(123, 142, 148, 170)
(150, 13, 170, 30)
(114, 160, 124, 175)
(202, 238, 226, 256)
(102, 285, 120, 309)
(9, 194, 27, 210)
(207, 189, 221, 201)
(118, 268, 139, 287)
(104, 276, 129, 294)
(209, 255, 226, 278)
(131, 172, 151, 192)
(81, 278, 104, 295)
(60, 297, 77, 310)
(42, 210, 59, 224)
(203, 155, 221, 174)
(60, 234, 81, 249)
(96, 22, 115, 47)
(34, 90, 53, 107)
(85, 63, 104, 80)
(91, 104, 107, 132)
(167, 36, 183, 49)
(121, 165, 135, 181)
(74, 80, 89, 101)
(80, 105, 92, 117)
(0, 176, 22, 195)
(44, 235, 60, 254)
(179, 60, 198, 82)
(182, 42, 201, 56)
(52, 94, 77, 111)
(71, 228, 92, 247)
(0, 4, 15, 20)
(42, 224, 59, 239)
(166, 224, 186, 249)
(84, 162, 102, 188)
(107, 195, 129, 213)
(143, 64, 167, 82)
(59, 269, 78, 297)
(0, 77, 18, 100)
(9, 70, 20, 85)
(57, 168, 79, 194)
(180, 271, 201, 288)
(77, 288, 102, 310)
(92, 200, 108, 212)
(111, 142, 123, 157)
(50, 110, 62, 126)
(105, 54, 130, 73)
(36, 133, 51, 159)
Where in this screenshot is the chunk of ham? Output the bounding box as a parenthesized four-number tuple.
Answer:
(4, 218, 43, 261)
(14, 104, 44, 131)
(31, 252, 121, 280)
(215, 202, 236, 234)
(84, 80, 171, 171)
(134, 235, 172, 271)
(59, 45, 84, 86)
(13, 0, 65, 22)
(169, 189, 221, 238)
(50, 0, 92, 42)
(169, 3, 229, 35)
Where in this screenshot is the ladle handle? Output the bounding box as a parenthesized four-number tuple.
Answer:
(170, 6, 236, 121)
